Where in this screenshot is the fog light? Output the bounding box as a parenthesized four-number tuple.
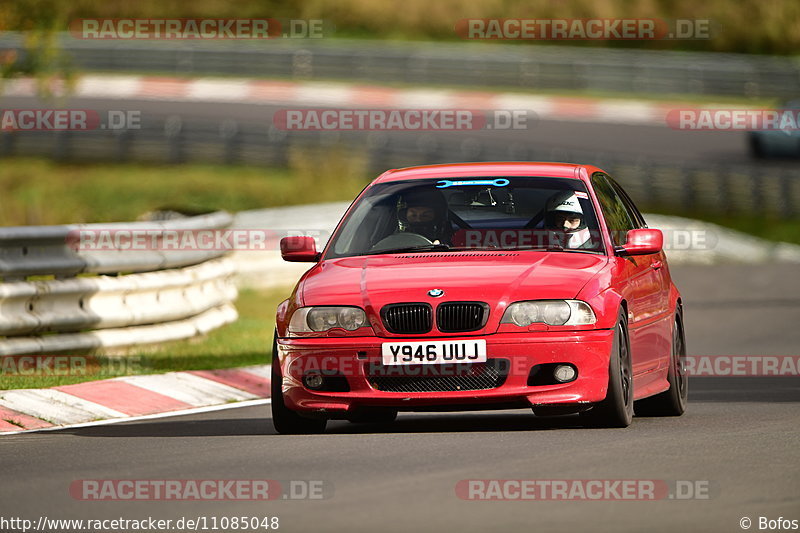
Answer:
(303, 372, 324, 390)
(553, 365, 576, 383)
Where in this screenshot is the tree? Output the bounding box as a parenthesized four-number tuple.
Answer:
(0, 0, 75, 99)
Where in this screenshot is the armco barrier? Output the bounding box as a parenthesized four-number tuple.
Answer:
(1, 33, 798, 98)
(0, 210, 232, 280)
(0, 212, 239, 356)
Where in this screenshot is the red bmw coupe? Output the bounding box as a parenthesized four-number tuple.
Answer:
(272, 162, 687, 433)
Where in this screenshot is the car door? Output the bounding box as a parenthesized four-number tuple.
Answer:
(591, 172, 662, 375)
(610, 178, 673, 370)
(610, 178, 671, 314)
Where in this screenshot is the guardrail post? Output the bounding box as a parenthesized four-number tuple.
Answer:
(780, 171, 794, 217)
(0, 131, 14, 156)
(114, 128, 132, 162)
(165, 115, 183, 163)
(750, 170, 765, 215)
(647, 164, 661, 210)
(267, 125, 289, 166)
(683, 169, 696, 211)
(53, 131, 70, 161)
(220, 119, 239, 164)
(718, 169, 734, 215)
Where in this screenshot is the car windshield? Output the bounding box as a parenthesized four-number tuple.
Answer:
(325, 176, 606, 259)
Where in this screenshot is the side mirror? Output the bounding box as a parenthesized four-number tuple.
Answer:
(280, 236, 319, 262)
(617, 228, 663, 256)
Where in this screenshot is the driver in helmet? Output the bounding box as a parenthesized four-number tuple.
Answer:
(544, 191, 594, 249)
(398, 188, 451, 244)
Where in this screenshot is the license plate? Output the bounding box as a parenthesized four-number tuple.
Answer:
(381, 339, 487, 365)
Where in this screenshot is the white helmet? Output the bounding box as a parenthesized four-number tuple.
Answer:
(545, 191, 591, 248)
(546, 191, 584, 217)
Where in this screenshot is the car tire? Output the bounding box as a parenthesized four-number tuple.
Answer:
(271, 333, 327, 435)
(634, 308, 688, 417)
(585, 309, 633, 428)
(347, 407, 398, 424)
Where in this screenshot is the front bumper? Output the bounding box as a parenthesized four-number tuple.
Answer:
(276, 330, 615, 416)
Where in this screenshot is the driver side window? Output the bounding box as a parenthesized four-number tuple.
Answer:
(591, 173, 635, 247)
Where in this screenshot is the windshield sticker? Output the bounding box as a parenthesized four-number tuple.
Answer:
(574, 191, 589, 199)
(436, 178, 510, 188)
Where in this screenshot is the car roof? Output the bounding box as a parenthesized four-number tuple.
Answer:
(373, 162, 596, 184)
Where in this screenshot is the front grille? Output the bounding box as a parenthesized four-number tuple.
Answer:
(437, 302, 488, 332)
(381, 303, 432, 334)
(367, 359, 509, 393)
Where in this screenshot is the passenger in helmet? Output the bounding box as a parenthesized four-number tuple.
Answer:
(398, 188, 451, 244)
(544, 191, 593, 249)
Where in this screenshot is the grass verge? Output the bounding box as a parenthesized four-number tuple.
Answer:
(665, 212, 800, 245)
(0, 151, 370, 226)
(0, 286, 290, 390)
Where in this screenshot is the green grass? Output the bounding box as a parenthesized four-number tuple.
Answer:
(0, 151, 370, 226)
(663, 211, 800, 245)
(0, 286, 290, 390)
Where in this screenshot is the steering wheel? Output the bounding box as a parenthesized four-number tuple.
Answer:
(370, 232, 433, 252)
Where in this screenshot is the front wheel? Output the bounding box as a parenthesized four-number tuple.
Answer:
(634, 309, 688, 417)
(271, 333, 327, 435)
(585, 310, 633, 428)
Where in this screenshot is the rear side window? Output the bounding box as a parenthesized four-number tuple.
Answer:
(591, 172, 635, 246)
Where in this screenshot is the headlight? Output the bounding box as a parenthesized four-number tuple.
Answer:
(288, 306, 368, 333)
(501, 300, 596, 327)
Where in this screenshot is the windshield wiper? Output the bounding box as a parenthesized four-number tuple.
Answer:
(512, 244, 603, 254)
(366, 243, 452, 255)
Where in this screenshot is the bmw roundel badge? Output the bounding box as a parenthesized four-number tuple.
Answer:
(428, 289, 444, 297)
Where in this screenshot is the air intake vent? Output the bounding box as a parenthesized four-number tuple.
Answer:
(367, 359, 509, 392)
(381, 303, 432, 334)
(437, 302, 489, 332)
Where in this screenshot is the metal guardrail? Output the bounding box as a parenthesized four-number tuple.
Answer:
(0, 212, 239, 356)
(0, 33, 798, 98)
(0, 118, 797, 217)
(0, 211, 233, 281)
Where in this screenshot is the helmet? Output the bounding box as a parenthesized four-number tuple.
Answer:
(545, 191, 587, 232)
(545, 191, 593, 249)
(398, 188, 450, 242)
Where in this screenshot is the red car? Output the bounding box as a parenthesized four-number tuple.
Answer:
(272, 162, 687, 433)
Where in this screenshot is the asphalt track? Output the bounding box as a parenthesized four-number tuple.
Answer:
(1, 264, 798, 533)
(3, 95, 792, 166)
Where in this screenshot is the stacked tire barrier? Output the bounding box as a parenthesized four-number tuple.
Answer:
(0, 211, 238, 356)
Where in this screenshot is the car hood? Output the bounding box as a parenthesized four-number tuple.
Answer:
(300, 251, 608, 331)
